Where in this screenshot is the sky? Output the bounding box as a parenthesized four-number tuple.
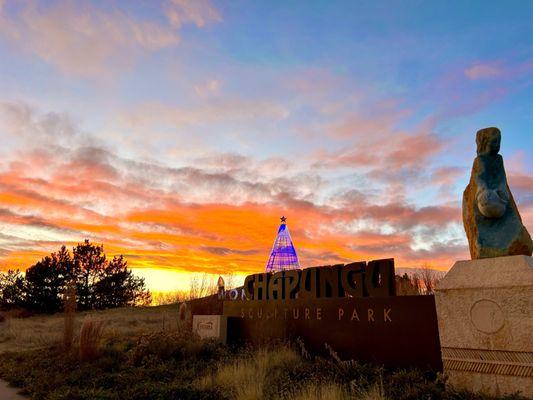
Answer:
(0, 0, 532, 292)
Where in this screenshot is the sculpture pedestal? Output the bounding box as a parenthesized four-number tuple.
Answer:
(435, 255, 533, 397)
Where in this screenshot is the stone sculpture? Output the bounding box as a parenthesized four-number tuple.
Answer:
(463, 127, 532, 259)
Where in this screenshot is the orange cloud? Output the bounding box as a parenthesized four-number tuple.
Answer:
(0, 164, 467, 281)
(1, 129, 506, 291)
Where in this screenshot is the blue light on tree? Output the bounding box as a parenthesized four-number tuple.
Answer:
(265, 216, 300, 273)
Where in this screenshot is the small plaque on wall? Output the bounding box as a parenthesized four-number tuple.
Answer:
(192, 315, 228, 344)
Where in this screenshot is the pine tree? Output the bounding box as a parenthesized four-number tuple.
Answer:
(0, 269, 25, 309)
(16, 240, 150, 313)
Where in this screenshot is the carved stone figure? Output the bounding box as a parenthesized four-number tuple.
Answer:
(463, 127, 532, 259)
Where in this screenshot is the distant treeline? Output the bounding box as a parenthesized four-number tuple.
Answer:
(0, 240, 151, 313)
(395, 268, 444, 295)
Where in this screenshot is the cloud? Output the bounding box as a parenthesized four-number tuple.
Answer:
(506, 156, 533, 229)
(0, 0, 220, 78)
(122, 99, 289, 130)
(430, 167, 465, 186)
(426, 59, 533, 121)
(464, 63, 501, 80)
(194, 79, 221, 97)
(5, 102, 524, 281)
(0, 101, 78, 141)
(508, 173, 533, 208)
(0, 208, 71, 233)
(201, 246, 259, 256)
(462, 59, 533, 83)
(165, 0, 221, 28)
(0, 136, 472, 275)
(194, 152, 250, 171)
(297, 249, 352, 265)
(312, 130, 445, 177)
(327, 99, 412, 139)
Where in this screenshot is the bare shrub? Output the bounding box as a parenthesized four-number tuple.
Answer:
(222, 273, 236, 290)
(186, 273, 240, 301)
(188, 274, 217, 300)
(79, 317, 105, 361)
(420, 264, 446, 295)
(151, 291, 187, 306)
(325, 342, 342, 363)
(397, 266, 446, 295)
(62, 281, 76, 351)
(411, 273, 422, 294)
(295, 337, 310, 360)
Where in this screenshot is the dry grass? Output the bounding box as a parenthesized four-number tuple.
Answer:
(356, 382, 388, 400)
(197, 347, 299, 400)
(0, 307, 518, 400)
(151, 290, 188, 306)
(62, 281, 76, 351)
(0, 304, 180, 353)
(79, 317, 105, 361)
(197, 345, 389, 400)
(290, 383, 350, 400)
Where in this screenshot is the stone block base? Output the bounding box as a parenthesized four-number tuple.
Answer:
(435, 255, 533, 398)
(442, 347, 532, 396)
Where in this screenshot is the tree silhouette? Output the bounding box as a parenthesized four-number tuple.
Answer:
(72, 240, 107, 310)
(25, 256, 65, 313)
(93, 255, 150, 309)
(0, 269, 25, 309)
(2, 240, 151, 313)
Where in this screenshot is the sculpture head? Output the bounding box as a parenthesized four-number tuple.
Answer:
(476, 127, 501, 156)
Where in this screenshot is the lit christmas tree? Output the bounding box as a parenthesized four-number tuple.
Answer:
(265, 216, 300, 273)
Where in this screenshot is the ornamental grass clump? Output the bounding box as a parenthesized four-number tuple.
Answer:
(197, 347, 300, 400)
(289, 383, 351, 400)
(79, 317, 105, 361)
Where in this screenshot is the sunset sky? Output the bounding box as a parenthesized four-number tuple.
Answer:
(0, 0, 532, 292)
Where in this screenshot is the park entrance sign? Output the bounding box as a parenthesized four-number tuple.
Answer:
(223, 258, 443, 371)
(244, 258, 395, 300)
